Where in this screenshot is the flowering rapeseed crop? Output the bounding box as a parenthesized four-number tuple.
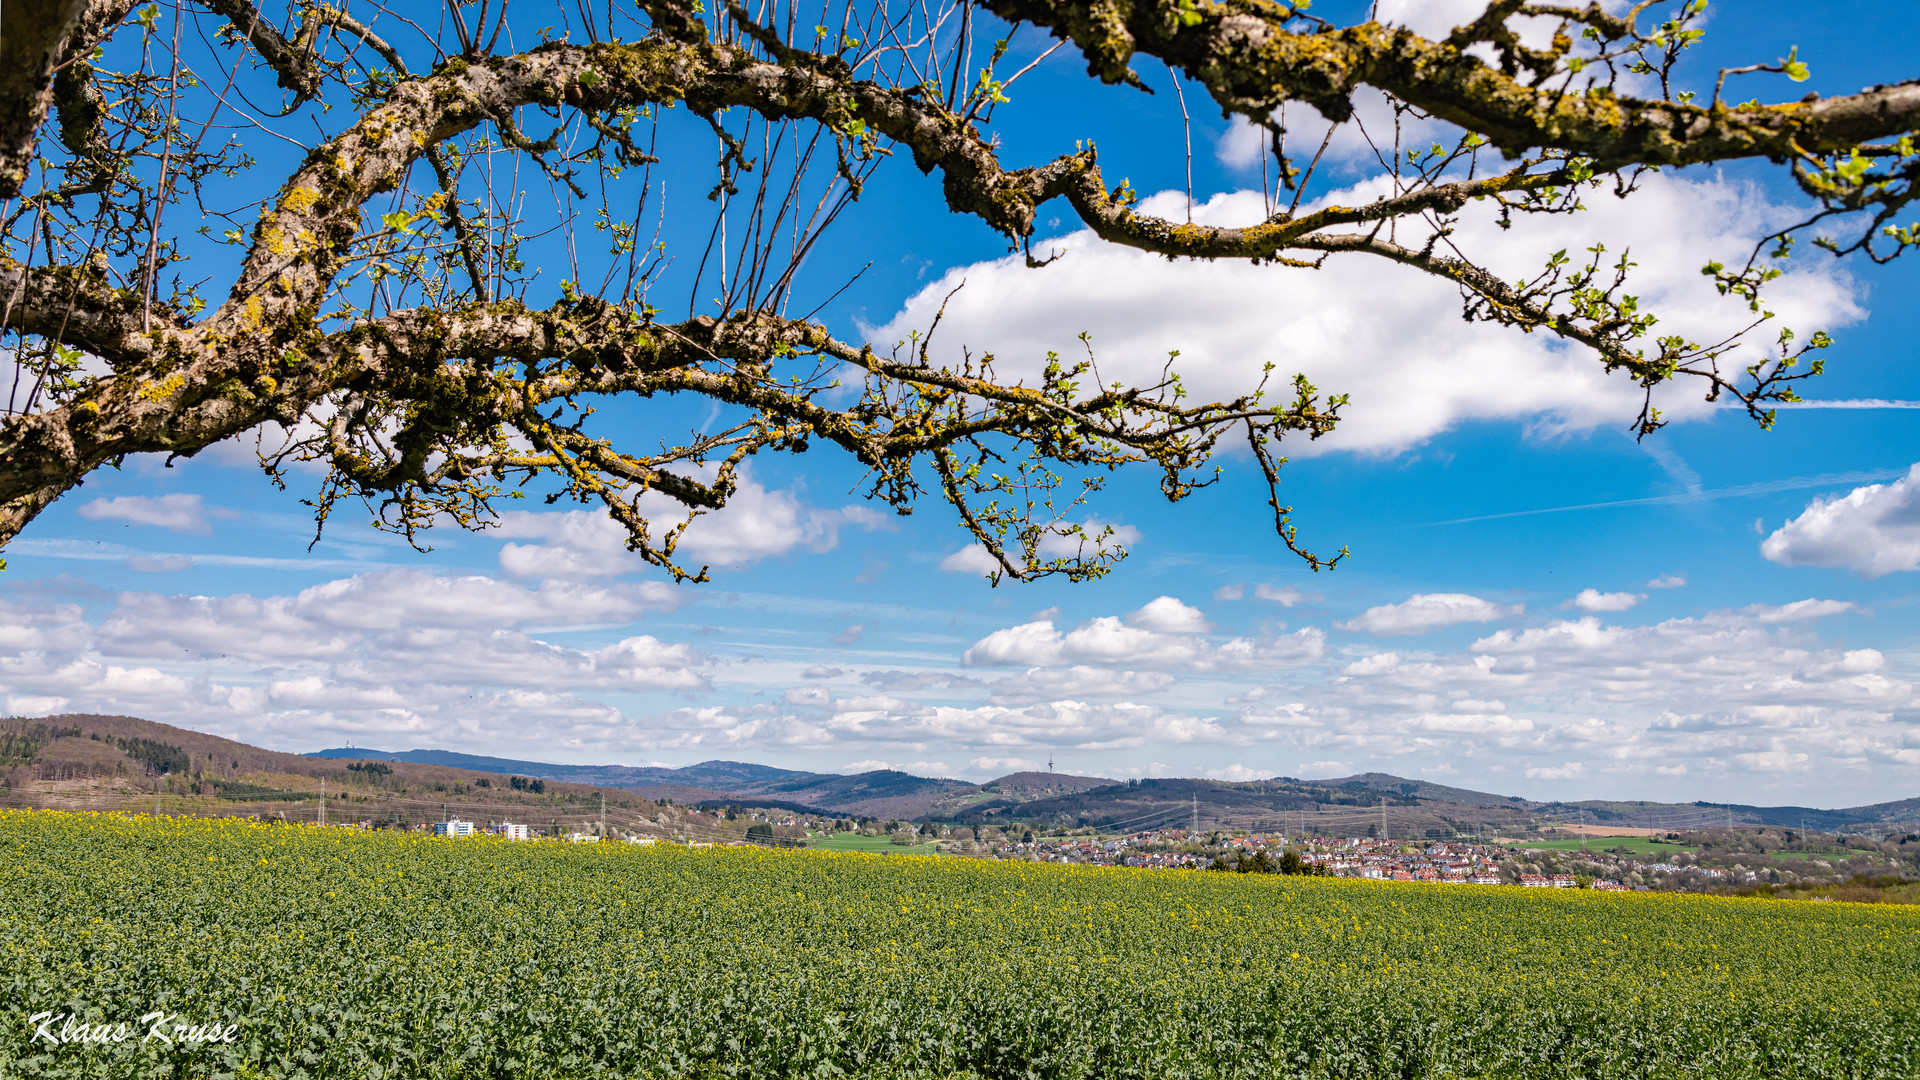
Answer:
(4, 809, 1918, 1078)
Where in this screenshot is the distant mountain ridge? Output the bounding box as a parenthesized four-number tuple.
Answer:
(297, 747, 1920, 830)
(306, 748, 814, 791)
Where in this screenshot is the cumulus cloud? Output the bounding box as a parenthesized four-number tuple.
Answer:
(961, 614, 1324, 671)
(782, 686, 833, 707)
(860, 670, 981, 692)
(1761, 465, 1920, 576)
(78, 494, 213, 534)
(1337, 593, 1518, 636)
(1746, 599, 1856, 624)
(987, 666, 1176, 705)
(1254, 584, 1318, 607)
(1526, 762, 1586, 781)
(1126, 596, 1210, 633)
(939, 523, 1143, 576)
(496, 475, 886, 577)
(1206, 763, 1271, 781)
(1568, 589, 1645, 613)
(1288, 598, 1920, 789)
(1211, 584, 1245, 601)
(1647, 574, 1687, 589)
(0, 571, 701, 752)
(967, 756, 1041, 775)
(870, 175, 1859, 457)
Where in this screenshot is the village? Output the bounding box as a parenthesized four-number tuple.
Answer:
(995, 830, 1630, 887)
(398, 809, 1898, 896)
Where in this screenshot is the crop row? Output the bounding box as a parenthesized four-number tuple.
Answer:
(4, 810, 1918, 1078)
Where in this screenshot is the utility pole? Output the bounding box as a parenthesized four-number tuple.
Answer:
(600, 793, 606, 840)
(1381, 798, 1388, 844)
(320, 778, 326, 827)
(154, 776, 161, 817)
(1191, 794, 1198, 836)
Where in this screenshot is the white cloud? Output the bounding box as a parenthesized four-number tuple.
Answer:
(1568, 588, 1645, 613)
(939, 523, 1144, 576)
(0, 571, 703, 753)
(496, 475, 886, 577)
(1337, 593, 1518, 636)
(127, 554, 194, 573)
(987, 666, 1176, 705)
(871, 175, 1860, 457)
(938, 545, 1002, 575)
(1126, 596, 1210, 633)
(1413, 712, 1534, 735)
(1761, 465, 1920, 576)
(844, 757, 956, 772)
(967, 756, 1041, 774)
(78, 494, 212, 534)
(961, 615, 1323, 671)
(1526, 762, 1586, 781)
(290, 569, 670, 631)
(1206, 763, 1271, 781)
(6, 694, 69, 715)
(1647, 574, 1687, 589)
(1254, 584, 1318, 607)
(1746, 599, 1855, 624)
(1211, 584, 1245, 601)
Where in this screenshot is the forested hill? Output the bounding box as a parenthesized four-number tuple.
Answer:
(307, 747, 814, 792)
(3, 715, 1913, 833)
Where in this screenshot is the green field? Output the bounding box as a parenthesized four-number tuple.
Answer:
(803, 831, 943, 855)
(6, 809, 1920, 1079)
(1522, 835, 1698, 857)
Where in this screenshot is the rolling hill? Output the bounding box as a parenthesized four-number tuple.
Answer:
(5, 714, 1916, 836)
(307, 747, 815, 791)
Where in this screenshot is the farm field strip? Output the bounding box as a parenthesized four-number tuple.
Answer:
(803, 832, 944, 855)
(1517, 837, 1698, 857)
(6, 810, 1919, 1079)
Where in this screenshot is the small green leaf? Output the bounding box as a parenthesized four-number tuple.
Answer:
(1781, 47, 1810, 83)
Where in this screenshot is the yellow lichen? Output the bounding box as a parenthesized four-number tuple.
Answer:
(282, 187, 321, 213)
(243, 296, 264, 330)
(137, 372, 188, 402)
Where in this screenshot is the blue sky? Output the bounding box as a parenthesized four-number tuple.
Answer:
(4, 0, 1920, 806)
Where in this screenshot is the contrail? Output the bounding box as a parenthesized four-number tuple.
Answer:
(1764, 399, 1920, 409)
(1413, 467, 1910, 527)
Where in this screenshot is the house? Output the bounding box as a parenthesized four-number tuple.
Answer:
(498, 822, 529, 840)
(1471, 872, 1502, 885)
(433, 819, 474, 838)
(1591, 881, 1628, 891)
(1551, 874, 1577, 889)
(1519, 874, 1549, 887)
